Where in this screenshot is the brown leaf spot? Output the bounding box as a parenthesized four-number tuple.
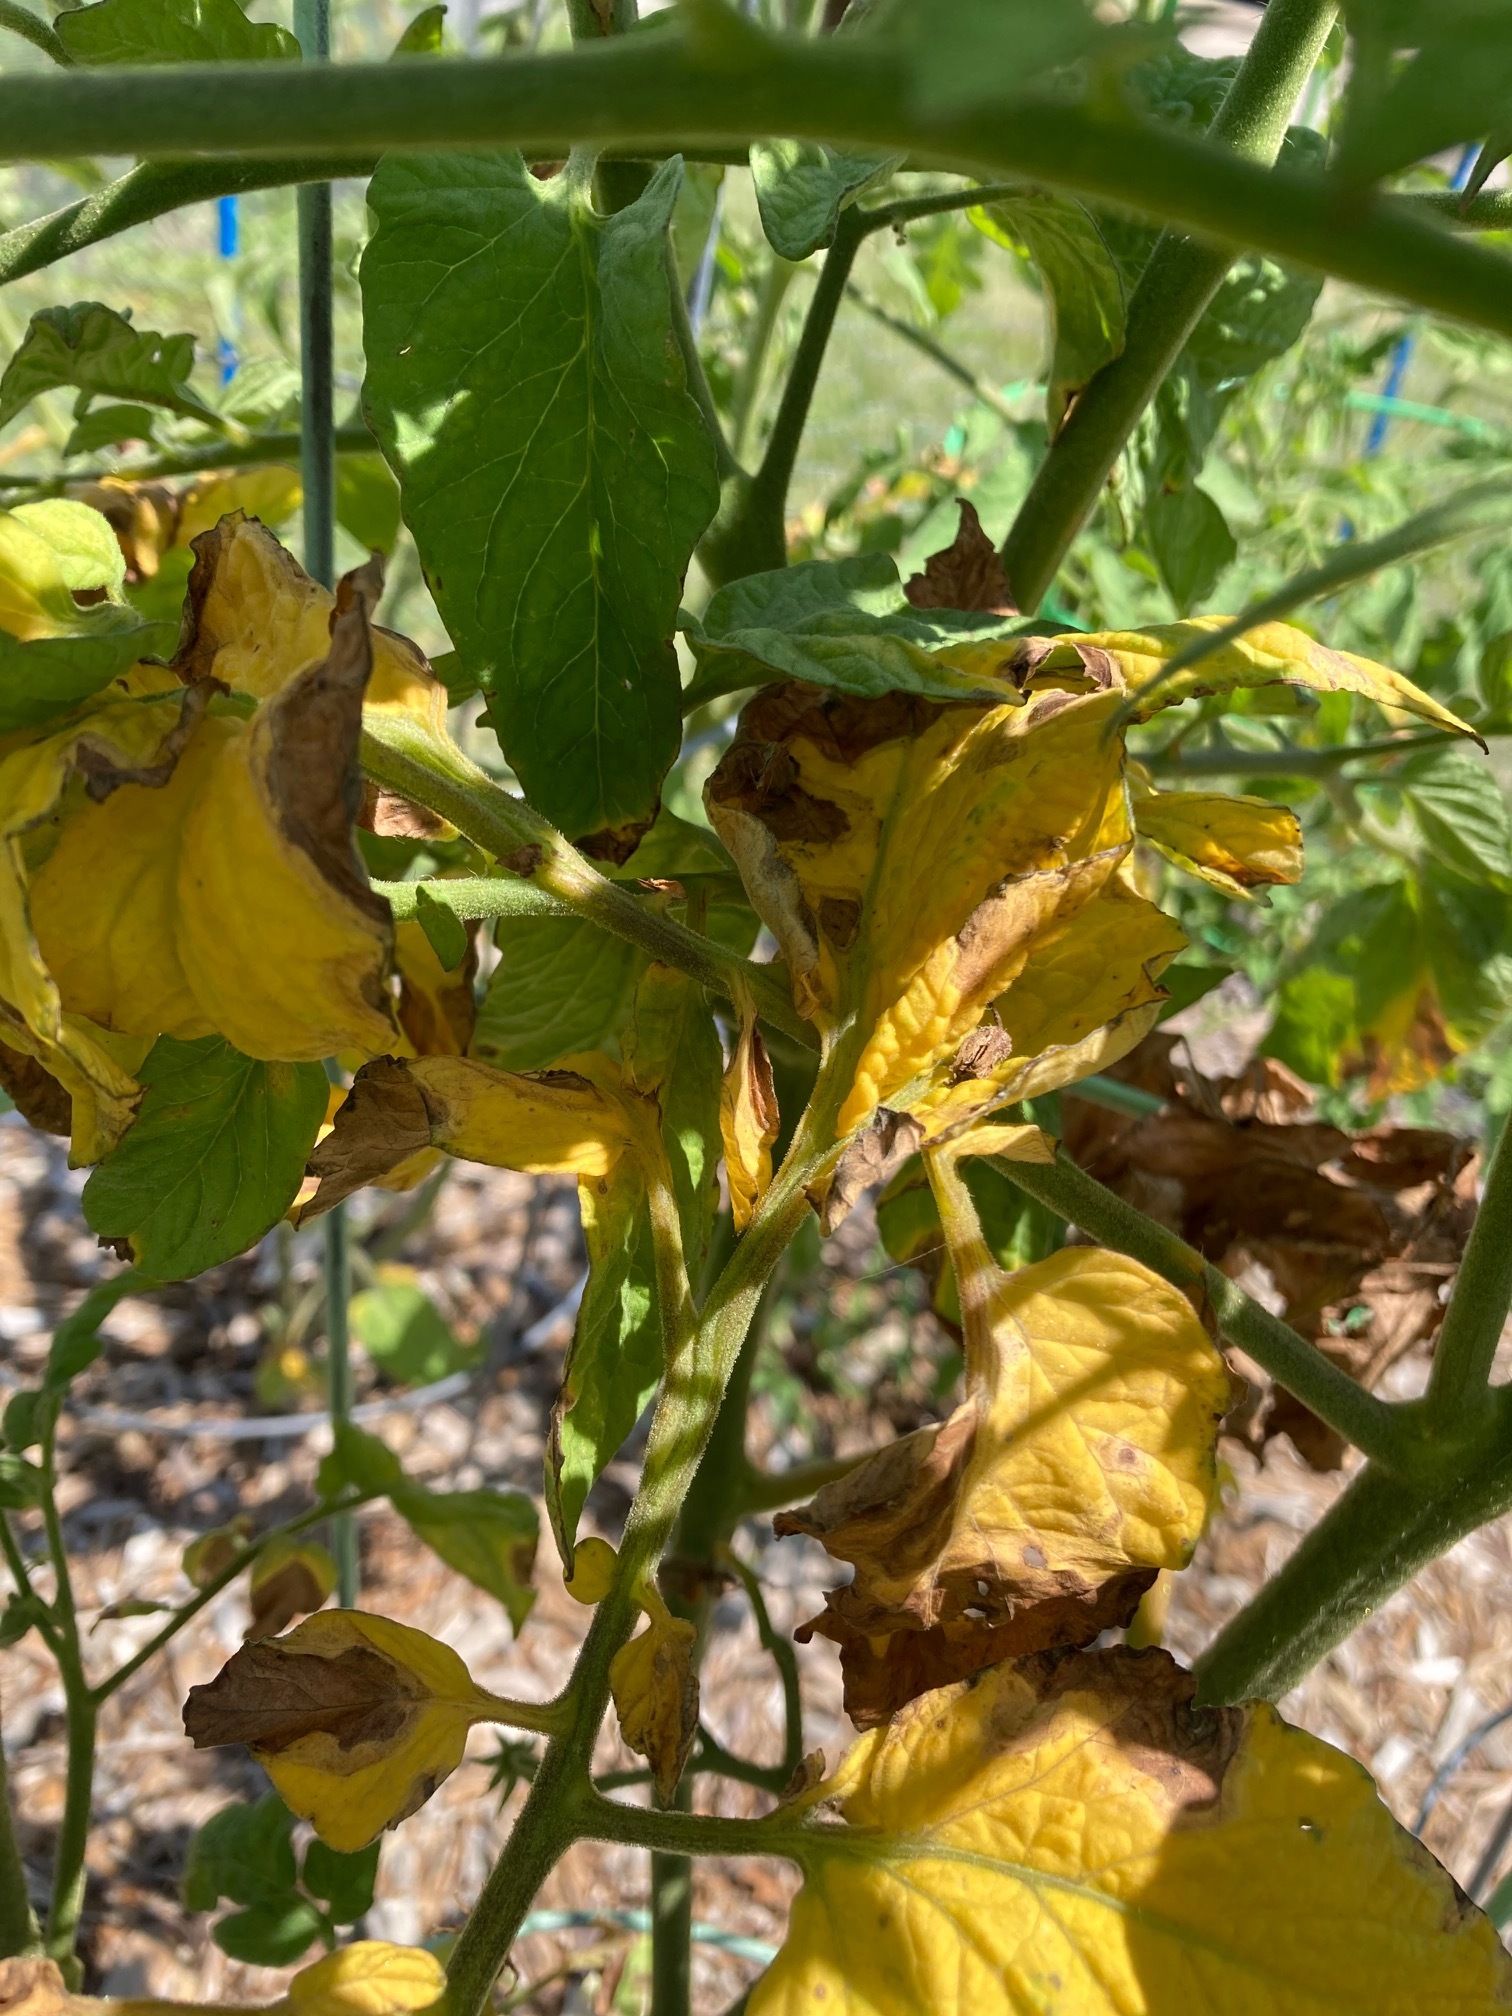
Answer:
(245, 1559, 331, 1643)
(904, 500, 1016, 615)
(0, 1040, 72, 1137)
(504, 844, 544, 878)
(298, 1057, 435, 1223)
(820, 1107, 925, 1233)
(817, 895, 862, 952)
(183, 1641, 419, 1755)
(948, 1023, 1014, 1083)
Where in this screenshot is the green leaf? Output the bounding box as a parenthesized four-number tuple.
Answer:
(1397, 749, 1512, 889)
(750, 141, 898, 261)
(82, 1036, 329, 1281)
(10, 499, 125, 597)
(0, 1591, 48, 1648)
(0, 303, 220, 434)
(1336, 0, 1512, 183)
(390, 2, 445, 55)
(0, 1453, 43, 1510)
(1265, 883, 1414, 1088)
(183, 1794, 298, 1914)
(869, 0, 1134, 115)
(213, 1902, 325, 1968)
(624, 960, 723, 1284)
(63, 402, 160, 458)
(45, 1271, 144, 1391)
(472, 915, 646, 1073)
(0, 615, 167, 735)
(349, 1272, 480, 1386)
(679, 554, 1036, 711)
(301, 1838, 380, 1922)
(57, 0, 298, 63)
(394, 1484, 538, 1631)
(362, 152, 721, 850)
(1144, 483, 1236, 614)
(548, 1188, 660, 1565)
(334, 452, 403, 556)
(1, 1389, 43, 1453)
(414, 882, 469, 972)
(972, 194, 1125, 427)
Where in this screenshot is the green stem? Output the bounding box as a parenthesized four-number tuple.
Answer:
(44, 1669, 94, 1978)
(7, 43, 1512, 351)
(359, 717, 816, 1051)
(843, 282, 1020, 424)
(0, 0, 69, 65)
(738, 1450, 859, 1514)
(578, 1792, 813, 1865)
(0, 1724, 41, 1958)
(1195, 1402, 1512, 1703)
(322, 1205, 360, 1608)
(1145, 730, 1460, 778)
(999, 0, 1339, 609)
(650, 1781, 693, 2016)
(1424, 1114, 1512, 1421)
(862, 179, 1027, 232)
(722, 1552, 803, 1781)
(0, 426, 375, 492)
(729, 255, 796, 472)
(990, 1149, 1413, 1471)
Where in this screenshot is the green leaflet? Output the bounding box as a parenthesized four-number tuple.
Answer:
(184, 1791, 377, 1969)
(319, 1423, 538, 1632)
(1397, 747, 1512, 889)
(473, 916, 647, 1073)
(63, 402, 161, 458)
(679, 554, 1035, 710)
(9, 500, 125, 597)
(349, 1273, 480, 1386)
(0, 616, 165, 733)
(0, 302, 221, 434)
(1335, 0, 1512, 184)
(81, 1036, 328, 1281)
(1144, 483, 1236, 615)
(390, 3, 446, 55)
(334, 453, 403, 556)
(750, 141, 898, 261)
(361, 152, 721, 852)
(57, 0, 298, 63)
(971, 194, 1126, 428)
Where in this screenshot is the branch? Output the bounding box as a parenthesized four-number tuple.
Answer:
(359, 716, 818, 1052)
(989, 1149, 1414, 1472)
(0, 0, 69, 65)
(1145, 730, 1460, 778)
(2, 41, 1512, 359)
(0, 426, 377, 492)
(999, 0, 1340, 610)
(1424, 1115, 1512, 1421)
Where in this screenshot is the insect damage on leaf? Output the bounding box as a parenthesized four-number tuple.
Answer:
(779, 1139, 1231, 1727)
(748, 1644, 1512, 2016)
(183, 1610, 505, 1852)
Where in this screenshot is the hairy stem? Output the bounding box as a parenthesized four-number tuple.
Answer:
(651, 1781, 693, 2016)
(1424, 1117, 1512, 1421)
(990, 1149, 1414, 1471)
(359, 717, 816, 1050)
(0, 0, 68, 64)
(999, 0, 1339, 609)
(1145, 730, 1460, 778)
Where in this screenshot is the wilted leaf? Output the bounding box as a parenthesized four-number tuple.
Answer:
(82, 1036, 328, 1279)
(971, 194, 1125, 428)
(57, 0, 298, 61)
(31, 558, 400, 1065)
(297, 1052, 634, 1220)
(362, 152, 721, 852)
(720, 992, 779, 1234)
(748, 1647, 1512, 2016)
(176, 465, 302, 549)
(183, 1609, 506, 1851)
(750, 141, 897, 261)
(610, 1591, 699, 1802)
(0, 303, 220, 434)
(903, 500, 1014, 616)
(183, 1515, 254, 1589)
(1131, 773, 1302, 899)
(780, 1134, 1229, 1726)
(680, 553, 1030, 712)
(1005, 618, 1479, 738)
(247, 1540, 338, 1642)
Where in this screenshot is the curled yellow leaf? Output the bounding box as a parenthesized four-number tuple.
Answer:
(246, 1537, 337, 1642)
(298, 1051, 637, 1220)
(610, 1587, 699, 1802)
(720, 989, 779, 1233)
(1131, 769, 1303, 899)
(780, 1145, 1230, 1727)
(751, 1647, 1512, 2016)
(182, 1608, 503, 1852)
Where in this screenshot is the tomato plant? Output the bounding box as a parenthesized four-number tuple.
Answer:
(3, 1, 1512, 2011)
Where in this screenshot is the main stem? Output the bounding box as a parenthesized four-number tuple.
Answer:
(999, 0, 1339, 609)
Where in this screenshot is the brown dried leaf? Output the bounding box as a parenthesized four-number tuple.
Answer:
(903, 500, 1016, 615)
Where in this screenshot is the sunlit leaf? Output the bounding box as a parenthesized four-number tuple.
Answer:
(1131, 772, 1303, 899)
(183, 1610, 506, 1852)
(350, 1269, 479, 1386)
(748, 1647, 1512, 2016)
(362, 152, 721, 853)
(0, 303, 220, 434)
(750, 141, 898, 261)
(720, 989, 779, 1234)
(82, 1036, 328, 1279)
(781, 1136, 1228, 1725)
(286, 1943, 446, 2016)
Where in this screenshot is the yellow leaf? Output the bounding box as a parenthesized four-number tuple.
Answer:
(298, 1051, 637, 1219)
(705, 684, 1133, 1149)
(1005, 617, 1478, 739)
(0, 507, 91, 640)
(779, 1147, 1230, 1726)
(284, 1945, 446, 2016)
(175, 466, 302, 549)
(1131, 770, 1303, 899)
(720, 989, 779, 1233)
(749, 1647, 1512, 2016)
(182, 1608, 503, 1852)
(176, 511, 446, 732)
(564, 1534, 618, 1604)
(30, 563, 398, 1063)
(610, 1589, 699, 1802)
